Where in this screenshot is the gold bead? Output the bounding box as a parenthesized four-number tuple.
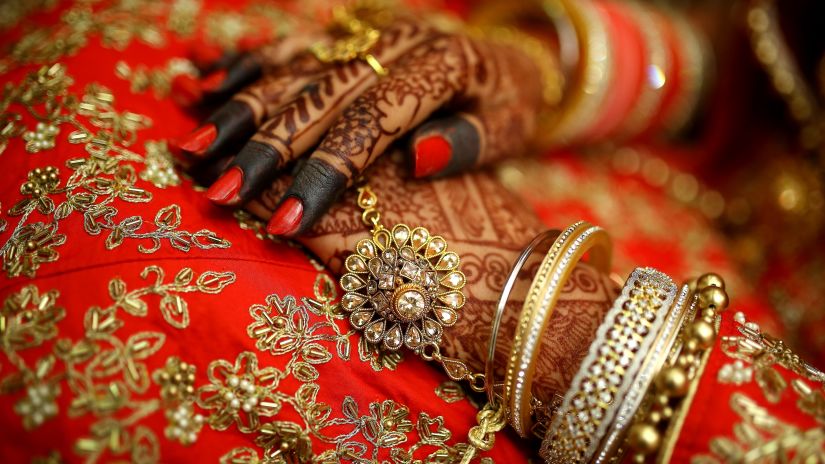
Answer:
(656, 394, 670, 407)
(633, 453, 645, 464)
(656, 367, 688, 397)
(702, 308, 716, 321)
(698, 286, 729, 312)
(689, 320, 716, 349)
(683, 339, 699, 353)
(696, 273, 725, 290)
(628, 423, 661, 454)
(662, 406, 673, 419)
(648, 411, 662, 424)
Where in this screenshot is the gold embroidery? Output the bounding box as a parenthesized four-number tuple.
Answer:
(115, 58, 197, 98)
(435, 381, 467, 404)
(720, 311, 825, 403)
(694, 312, 825, 463)
(0, 65, 231, 278)
(692, 393, 825, 464)
(0, 266, 235, 461)
(197, 351, 282, 433)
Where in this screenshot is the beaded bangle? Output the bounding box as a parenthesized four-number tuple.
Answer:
(593, 283, 692, 463)
(625, 273, 729, 463)
(505, 221, 612, 436)
(485, 229, 561, 407)
(540, 267, 679, 464)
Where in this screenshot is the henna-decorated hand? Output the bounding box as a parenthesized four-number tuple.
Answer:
(174, 11, 543, 236)
(245, 153, 618, 406)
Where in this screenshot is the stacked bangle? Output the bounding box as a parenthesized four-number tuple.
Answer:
(485, 229, 561, 407)
(504, 221, 612, 436)
(539, 267, 680, 463)
(624, 273, 728, 463)
(593, 283, 692, 463)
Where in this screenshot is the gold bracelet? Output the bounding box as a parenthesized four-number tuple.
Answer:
(592, 281, 692, 463)
(485, 229, 561, 407)
(540, 267, 679, 464)
(543, 0, 613, 146)
(505, 221, 612, 436)
(625, 273, 729, 463)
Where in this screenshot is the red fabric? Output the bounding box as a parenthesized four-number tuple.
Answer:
(0, 1, 821, 463)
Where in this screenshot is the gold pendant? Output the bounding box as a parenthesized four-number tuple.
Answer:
(341, 222, 466, 351)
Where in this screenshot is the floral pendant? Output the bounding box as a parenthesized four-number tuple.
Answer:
(340, 224, 466, 352)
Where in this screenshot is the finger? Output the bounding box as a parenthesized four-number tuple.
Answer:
(172, 54, 327, 158)
(171, 32, 327, 109)
(410, 103, 536, 179)
(203, 20, 438, 206)
(265, 36, 475, 236)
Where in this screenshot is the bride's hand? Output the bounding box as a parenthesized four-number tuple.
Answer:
(245, 153, 618, 406)
(175, 10, 543, 236)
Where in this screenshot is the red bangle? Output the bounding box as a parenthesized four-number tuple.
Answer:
(581, 1, 646, 141)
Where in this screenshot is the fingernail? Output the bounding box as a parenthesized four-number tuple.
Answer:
(205, 166, 243, 205)
(266, 197, 304, 236)
(170, 74, 202, 107)
(172, 123, 217, 156)
(201, 69, 228, 92)
(191, 43, 224, 69)
(414, 134, 453, 178)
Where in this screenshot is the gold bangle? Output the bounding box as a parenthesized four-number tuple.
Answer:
(505, 221, 612, 436)
(543, 0, 613, 146)
(625, 273, 729, 463)
(485, 229, 561, 407)
(540, 267, 679, 464)
(593, 281, 692, 463)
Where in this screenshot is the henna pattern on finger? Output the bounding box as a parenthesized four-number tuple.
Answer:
(207, 20, 438, 207)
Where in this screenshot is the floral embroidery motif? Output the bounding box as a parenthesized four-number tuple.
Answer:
(22, 122, 60, 153)
(435, 381, 467, 404)
(695, 311, 825, 463)
(0, 266, 235, 461)
(0, 65, 231, 278)
(197, 352, 282, 433)
(719, 311, 825, 402)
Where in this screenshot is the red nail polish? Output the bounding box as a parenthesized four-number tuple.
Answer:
(170, 74, 202, 107)
(191, 43, 224, 69)
(200, 69, 228, 92)
(266, 197, 304, 236)
(173, 123, 217, 156)
(205, 166, 243, 205)
(414, 134, 452, 178)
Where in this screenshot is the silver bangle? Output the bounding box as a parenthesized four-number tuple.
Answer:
(485, 229, 561, 407)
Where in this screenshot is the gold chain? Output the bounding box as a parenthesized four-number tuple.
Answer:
(356, 185, 383, 232)
(460, 403, 508, 464)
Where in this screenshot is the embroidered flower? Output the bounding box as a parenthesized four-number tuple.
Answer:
(3, 223, 67, 278)
(139, 140, 180, 188)
(77, 85, 151, 146)
(255, 421, 313, 463)
(196, 352, 281, 433)
(164, 403, 205, 445)
(247, 295, 310, 356)
(84, 164, 151, 203)
(1, 285, 64, 350)
(8, 166, 61, 216)
(22, 122, 60, 153)
(153, 356, 197, 403)
(14, 381, 60, 429)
